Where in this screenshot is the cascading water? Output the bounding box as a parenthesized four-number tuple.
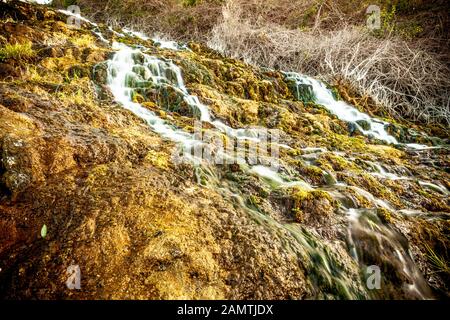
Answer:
(106, 41, 289, 176)
(106, 40, 437, 298)
(56, 8, 445, 299)
(283, 72, 437, 151)
(106, 39, 441, 299)
(104, 40, 372, 298)
(107, 43, 194, 144)
(346, 208, 433, 299)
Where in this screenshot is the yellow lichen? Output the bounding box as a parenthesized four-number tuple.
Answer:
(290, 187, 336, 223)
(144, 150, 170, 170)
(377, 208, 393, 223)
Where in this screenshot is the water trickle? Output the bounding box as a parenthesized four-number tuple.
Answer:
(106, 42, 289, 183)
(79, 17, 442, 299)
(107, 44, 195, 145)
(284, 72, 399, 144)
(346, 208, 434, 299)
(283, 72, 438, 152)
(418, 181, 449, 195)
(122, 28, 150, 41)
(250, 165, 312, 190)
(152, 36, 191, 51)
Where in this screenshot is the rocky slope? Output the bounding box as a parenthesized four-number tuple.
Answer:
(0, 1, 448, 299)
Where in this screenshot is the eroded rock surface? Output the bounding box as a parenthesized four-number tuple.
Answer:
(0, 1, 448, 299)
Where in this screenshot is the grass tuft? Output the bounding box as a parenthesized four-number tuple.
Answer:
(424, 243, 449, 274)
(0, 41, 35, 62)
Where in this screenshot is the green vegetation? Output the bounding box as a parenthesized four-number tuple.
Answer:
(425, 243, 450, 274)
(183, 0, 201, 7)
(0, 0, 449, 300)
(40, 224, 47, 239)
(0, 42, 35, 62)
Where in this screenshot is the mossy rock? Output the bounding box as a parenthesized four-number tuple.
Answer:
(356, 120, 371, 131)
(289, 187, 337, 224)
(283, 77, 315, 103)
(68, 64, 91, 78)
(376, 208, 393, 224)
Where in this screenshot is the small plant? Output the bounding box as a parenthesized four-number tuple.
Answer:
(0, 42, 35, 62)
(381, 5, 397, 35)
(183, 0, 201, 7)
(424, 243, 449, 274)
(247, 195, 260, 207)
(40, 224, 48, 239)
(71, 34, 95, 48)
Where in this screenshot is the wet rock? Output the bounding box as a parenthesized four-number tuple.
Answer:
(376, 208, 393, 223)
(0, 91, 32, 112)
(0, 63, 19, 78)
(356, 119, 371, 131)
(287, 81, 315, 103)
(0, 21, 40, 44)
(68, 64, 91, 78)
(92, 61, 108, 84)
(347, 122, 363, 136)
(289, 188, 337, 225)
(153, 85, 194, 117)
(40, 46, 64, 58)
(82, 48, 107, 64)
(63, 47, 81, 60)
(51, 21, 68, 33)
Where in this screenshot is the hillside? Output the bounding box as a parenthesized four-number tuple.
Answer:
(0, 0, 449, 299)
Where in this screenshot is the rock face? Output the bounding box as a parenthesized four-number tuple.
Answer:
(0, 1, 449, 299)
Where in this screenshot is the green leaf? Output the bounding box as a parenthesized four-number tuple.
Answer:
(41, 224, 47, 239)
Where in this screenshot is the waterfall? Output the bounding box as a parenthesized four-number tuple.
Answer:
(105, 40, 436, 299)
(283, 72, 436, 150)
(346, 208, 433, 299)
(54, 8, 444, 299)
(107, 43, 194, 144)
(284, 72, 397, 143)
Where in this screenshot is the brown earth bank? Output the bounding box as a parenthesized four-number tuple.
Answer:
(0, 1, 449, 299)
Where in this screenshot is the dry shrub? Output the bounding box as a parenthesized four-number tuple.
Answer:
(208, 0, 450, 125)
(76, 0, 223, 41)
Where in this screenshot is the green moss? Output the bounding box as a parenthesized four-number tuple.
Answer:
(316, 153, 358, 172)
(0, 41, 35, 62)
(289, 159, 325, 185)
(182, 0, 201, 7)
(376, 208, 393, 223)
(290, 187, 336, 222)
(85, 164, 109, 185)
(338, 172, 401, 207)
(287, 148, 302, 157)
(144, 150, 170, 170)
(258, 188, 269, 198)
(247, 194, 261, 207)
(345, 187, 372, 208)
(329, 86, 341, 101)
(286, 80, 315, 103)
(325, 133, 367, 152)
(178, 54, 288, 104)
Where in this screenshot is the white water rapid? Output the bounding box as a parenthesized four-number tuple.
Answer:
(55, 9, 445, 299)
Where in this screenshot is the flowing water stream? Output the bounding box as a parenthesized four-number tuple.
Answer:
(58, 10, 447, 299)
(105, 41, 437, 298)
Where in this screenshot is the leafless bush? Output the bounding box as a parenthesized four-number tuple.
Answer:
(208, 0, 450, 125)
(76, 0, 222, 42)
